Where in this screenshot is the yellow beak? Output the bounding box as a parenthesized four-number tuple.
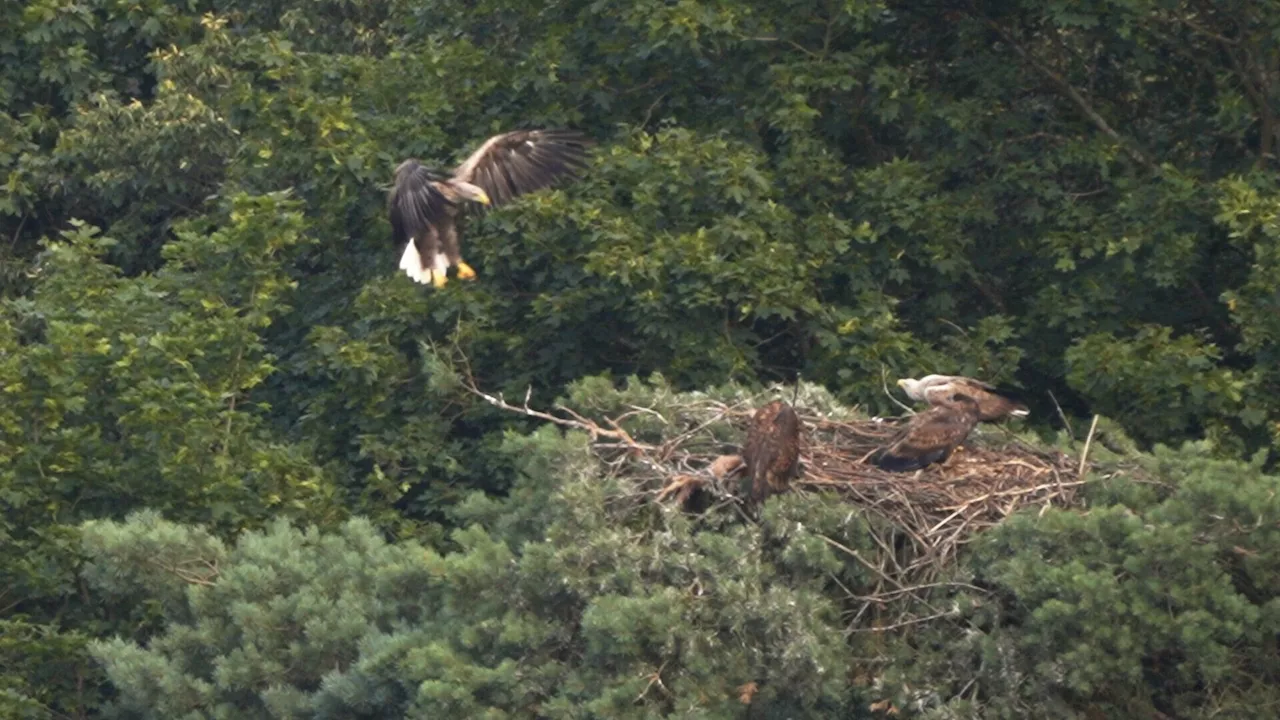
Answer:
(476, 190, 492, 206)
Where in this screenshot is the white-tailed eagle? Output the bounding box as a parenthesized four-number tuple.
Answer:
(741, 400, 802, 505)
(871, 391, 981, 472)
(896, 374, 1029, 422)
(388, 129, 593, 287)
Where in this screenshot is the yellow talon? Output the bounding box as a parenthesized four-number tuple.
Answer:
(456, 262, 476, 280)
(432, 271, 448, 289)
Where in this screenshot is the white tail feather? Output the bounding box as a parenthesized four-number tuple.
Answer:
(399, 241, 432, 284)
(433, 251, 450, 275)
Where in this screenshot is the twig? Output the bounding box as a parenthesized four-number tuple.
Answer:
(1047, 390, 1075, 440)
(820, 535, 910, 593)
(462, 378, 655, 449)
(849, 607, 959, 633)
(147, 556, 218, 586)
(852, 581, 992, 601)
(1077, 414, 1100, 480)
(640, 92, 668, 129)
(635, 660, 671, 702)
(10, 211, 28, 251)
(880, 366, 916, 414)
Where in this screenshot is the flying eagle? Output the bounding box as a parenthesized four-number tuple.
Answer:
(896, 374, 1029, 422)
(741, 400, 802, 505)
(870, 392, 981, 472)
(388, 129, 593, 287)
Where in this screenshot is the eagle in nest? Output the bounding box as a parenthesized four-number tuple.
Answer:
(871, 391, 981, 472)
(897, 374, 1029, 422)
(388, 129, 594, 287)
(741, 400, 802, 505)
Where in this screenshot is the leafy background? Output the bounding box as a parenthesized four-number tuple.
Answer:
(3, 0, 1280, 716)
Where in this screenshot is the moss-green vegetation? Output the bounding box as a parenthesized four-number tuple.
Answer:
(4, 0, 1280, 716)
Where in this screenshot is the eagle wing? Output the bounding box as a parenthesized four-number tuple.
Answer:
(389, 160, 453, 247)
(451, 129, 593, 208)
(931, 378, 1028, 421)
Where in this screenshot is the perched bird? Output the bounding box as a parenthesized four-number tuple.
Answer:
(871, 392, 981, 472)
(741, 400, 802, 505)
(388, 129, 593, 287)
(896, 374, 1029, 422)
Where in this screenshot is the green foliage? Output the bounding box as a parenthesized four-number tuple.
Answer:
(8, 0, 1280, 715)
(77, 378, 1280, 718)
(0, 193, 343, 718)
(80, 396, 871, 717)
(1065, 325, 1244, 443)
(883, 442, 1280, 718)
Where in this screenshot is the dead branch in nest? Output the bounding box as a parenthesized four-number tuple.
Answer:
(461, 377, 657, 451)
(148, 556, 219, 587)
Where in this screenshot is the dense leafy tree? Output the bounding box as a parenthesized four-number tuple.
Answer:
(6, 0, 1280, 715)
(0, 194, 343, 716)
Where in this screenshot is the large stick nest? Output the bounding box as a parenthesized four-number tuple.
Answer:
(794, 410, 1084, 575)
(467, 382, 1090, 590)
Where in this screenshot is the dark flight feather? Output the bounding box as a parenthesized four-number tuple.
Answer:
(453, 129, 593, 208)
(388, 160, 453, 250)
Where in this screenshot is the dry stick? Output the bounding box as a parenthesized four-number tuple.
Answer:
(854, 581, 991, 600)
(879, 366, 916, 415)
(848, 608, 959, 633)
(820, 535, 911, 593)
(1047, 390, 1075, 441)
(660, 405, 743, 455)
(938, 479, 1087, 509)
(634, 660, 671, 702)
(463, 378, 655, 450)
(864, 525, 908, 576)
(820, 534, 960, 628)
(1077, 414, 1100, 481)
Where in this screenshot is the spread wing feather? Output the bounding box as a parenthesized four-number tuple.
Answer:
(389, 161, 453, 246)
(452, 129, 593, 208)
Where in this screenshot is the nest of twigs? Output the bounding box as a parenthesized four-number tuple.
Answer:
(466, 381, 1089, 594)
(796, 411, 1084, 577)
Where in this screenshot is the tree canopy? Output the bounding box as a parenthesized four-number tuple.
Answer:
(4, 0, 1280, 716)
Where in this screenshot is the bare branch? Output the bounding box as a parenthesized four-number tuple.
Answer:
(977, 12, 1156, 170)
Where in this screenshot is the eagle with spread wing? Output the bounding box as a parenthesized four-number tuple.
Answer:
(897, 374, 1029, 422)
(388, 129, 593, 287)
(741, 400, 802, 505)
(871, 391, 981, 472)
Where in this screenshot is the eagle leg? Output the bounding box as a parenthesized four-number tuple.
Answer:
(431, 271, 448, 289)
(456, 261, 477, 280)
